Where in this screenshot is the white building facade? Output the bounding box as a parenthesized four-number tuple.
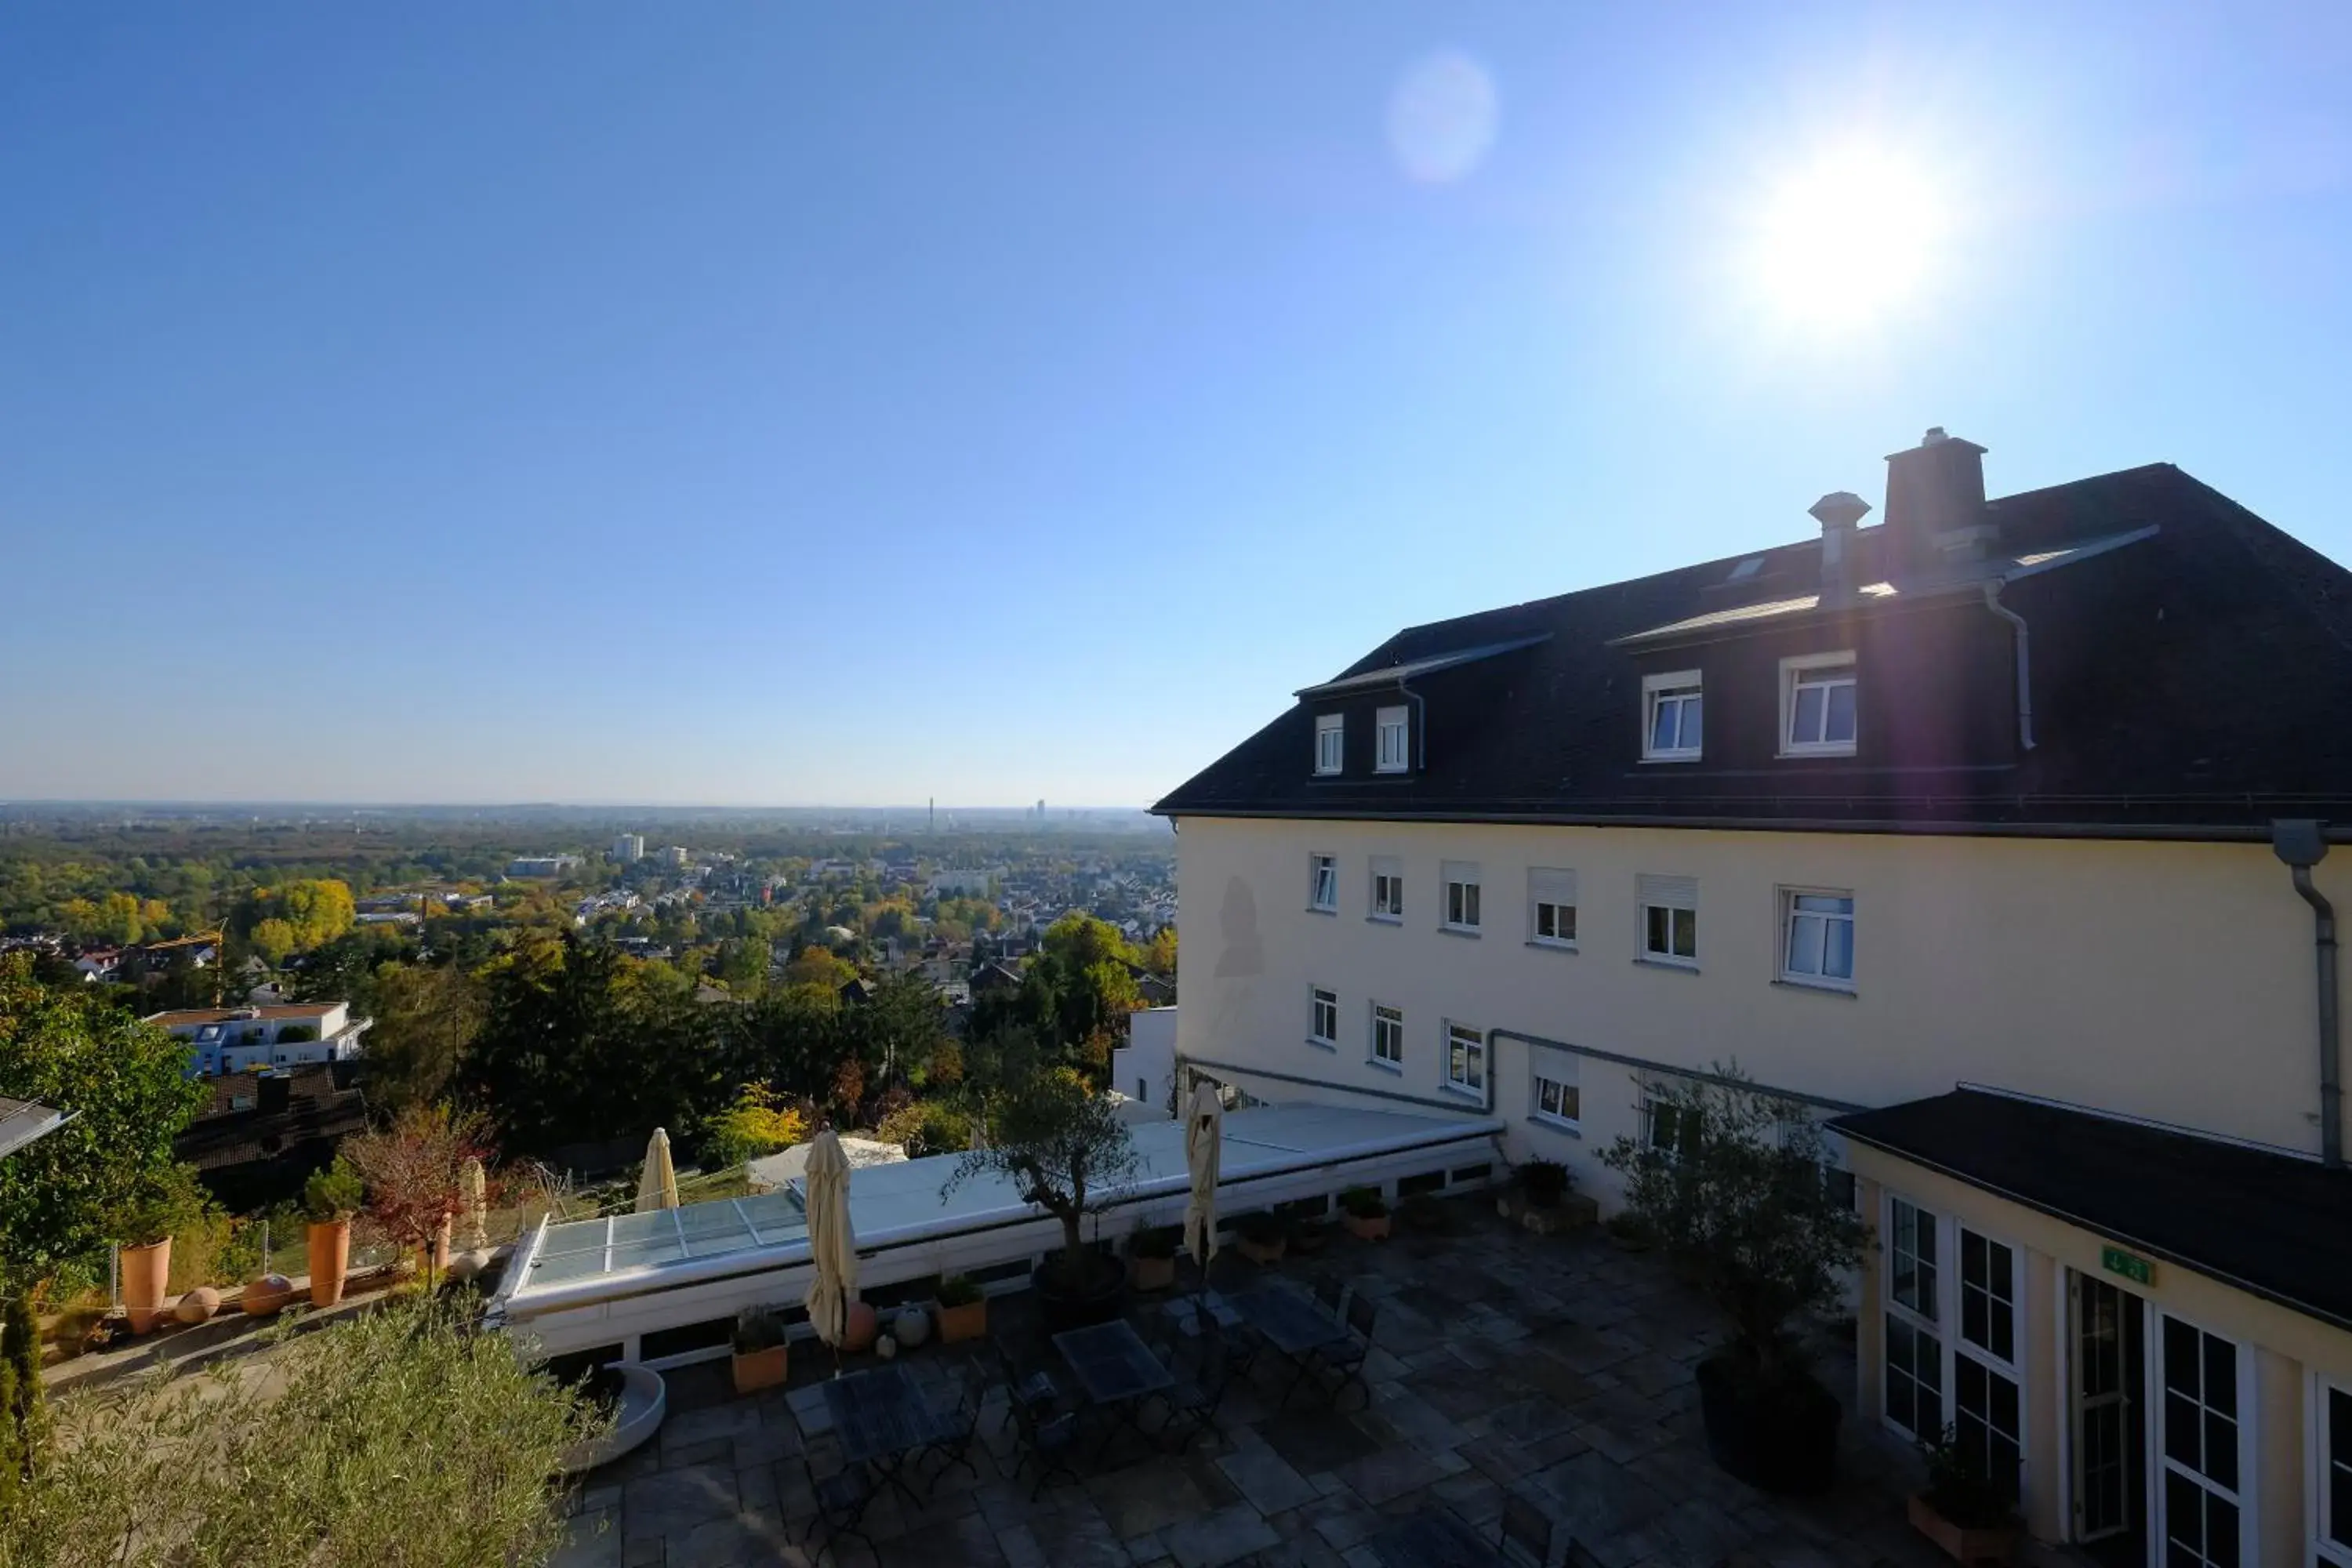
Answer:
(1155, 430, 2352, 1564)
(149, 1002, 371, 1076)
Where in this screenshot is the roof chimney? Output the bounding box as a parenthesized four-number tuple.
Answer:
(1883, 426, 1995, 575)
(1809, 491, 1871, 607)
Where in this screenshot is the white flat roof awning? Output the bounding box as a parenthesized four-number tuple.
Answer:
(497, 1102, 1500, 1317)
(0, 1096, 65, 1160)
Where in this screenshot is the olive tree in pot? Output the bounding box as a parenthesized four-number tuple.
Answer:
(1599, 1064, 1865, 1495)
(945, 1066, 1140, 1333)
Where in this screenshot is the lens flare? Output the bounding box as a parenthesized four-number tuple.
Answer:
(1388, 52, 1498, 185)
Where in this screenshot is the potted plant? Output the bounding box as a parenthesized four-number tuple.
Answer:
(1128, 1224, 1178, 1292)
(1907, 1426, 2022, 1564)
(1599, 1064, 1865, 1496)
(944, 1060, 1141, 1332)
(303, 1159, 364, 1308)
(1233, 1210, 1286, 1265)
(1285, 1202, 1330, 1254)
(935, 1275, 988, 1343)
(1517, 1158, 1570, 1210)
(115, 1167, 202, 1334)
(1339, 1187, 1390, 1241)
(731, 1306, 789, 1394)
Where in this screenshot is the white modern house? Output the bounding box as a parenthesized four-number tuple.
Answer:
(1152, 430, 2352, 1566)
(147, 1002, 371, 1076)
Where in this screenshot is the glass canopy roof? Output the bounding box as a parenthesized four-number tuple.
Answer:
(528, 1189, 808, 1286)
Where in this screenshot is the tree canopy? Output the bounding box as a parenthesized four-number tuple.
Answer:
(0, 956, 208, 1283)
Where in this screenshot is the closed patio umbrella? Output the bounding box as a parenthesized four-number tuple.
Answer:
(458, 1156, 489, 1251)
(1183, 1081, 1223, 1274)
(803, 1129, 857, 1352)
(635, 1128, 679, 1214)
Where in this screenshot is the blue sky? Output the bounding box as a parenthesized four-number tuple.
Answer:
(4, 4, 2348, 806)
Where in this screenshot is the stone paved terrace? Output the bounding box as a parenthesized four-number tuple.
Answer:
(553, 1194, 1951, 1568)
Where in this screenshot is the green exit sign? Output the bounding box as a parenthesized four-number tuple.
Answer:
(2102, 1247, 2154, 1287)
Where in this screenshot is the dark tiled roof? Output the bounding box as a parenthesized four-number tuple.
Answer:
(1154, 464, 2352, 836)
(1831, 1089, 2352, 1330)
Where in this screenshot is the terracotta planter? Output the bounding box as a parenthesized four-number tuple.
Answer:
(307, 1218, 352, 1308)
(1906, 1494, 2019, 1564)
(1289, 1223, 1330, 1254)
(240, 1275, 296, 1317)
(1236, 1232, 1286, 1265)
(935, 1298, 988, 1344)
(731, 1344, 789, 1395)
(1341, 1210, 1391, 1242)
(119, 1239, 172, 1333)
(1131, 1254, 1176, 1292)
(841, 1300, 878, 1354)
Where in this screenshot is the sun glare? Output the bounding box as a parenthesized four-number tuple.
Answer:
(1751, 147, 1947, 331)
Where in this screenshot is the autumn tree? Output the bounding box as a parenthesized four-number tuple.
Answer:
(341, 1103, 495, 1283)
(278, 879, 357, 949)
(249, 919, 298, 966)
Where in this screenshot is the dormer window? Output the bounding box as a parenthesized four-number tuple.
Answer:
(1374, 706, 1410, 773)
(1313, 713, 1345, 775)
(1781, 653, 1858, 757)
(1642, 671, 1703, 761)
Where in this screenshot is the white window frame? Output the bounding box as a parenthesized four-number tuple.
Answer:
(1308, 986, 1338, 1049)
(1374, 705, 1410, 773)
(1778, 887, 1856, 992)
(1314, 713, 1345, 775)
(1641, 669, 1704, 761)
(1638, 874, 1697, 967)
(1881, 1193, 1946, 1445)
(1442, 862, 1482, 933)
(1443, 1021, 1485, 1096)
(2312, 1373, 2352, 1567)
(1780, 651, 1858, 757)
(1878, 1194, 2030, 1498)
(1639, 1081, 1700, 1160)
(1370, 858, 1403, 923)
(1370, 1003, 1404, 1070)
(1527, 867, 1577, 950)
(2153, 1308, 2259, 1568)
(1530, 1068, 1579, 1130)
(1308, 853, 1338, 913)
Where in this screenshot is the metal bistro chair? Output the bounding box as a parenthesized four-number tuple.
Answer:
(1010, 1397, 1087, 1500)
(1312, 1276, 1347, 1318)
(918, 1359, 987, 1483)
(1499, 1490, 1559, 1567)
(794, 1455, 877, 1562)
(1155, 1317, 1234, 1452)
(1313, 1293, 1379, 1410)
(985, 1338, 1062, 1430)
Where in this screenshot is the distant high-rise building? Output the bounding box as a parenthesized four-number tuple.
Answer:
(612, 833, 644, 864)
(1037, 798, 1046, 820)
(660, 845, 688, 868)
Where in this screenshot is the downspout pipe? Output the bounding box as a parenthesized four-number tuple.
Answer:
(2272, 819, 2343, 1168)
(1399, 680, 1428, 772)
(1981, 581, 2036, 752)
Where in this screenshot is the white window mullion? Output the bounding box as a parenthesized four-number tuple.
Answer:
(2317, 1377, 2352, 1566)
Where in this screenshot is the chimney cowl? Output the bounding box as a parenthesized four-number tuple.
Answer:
(1810, 492, 1870, 608)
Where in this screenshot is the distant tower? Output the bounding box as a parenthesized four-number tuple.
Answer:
(1036, 798, 1046, 821)
(928, 797, 935, 834)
